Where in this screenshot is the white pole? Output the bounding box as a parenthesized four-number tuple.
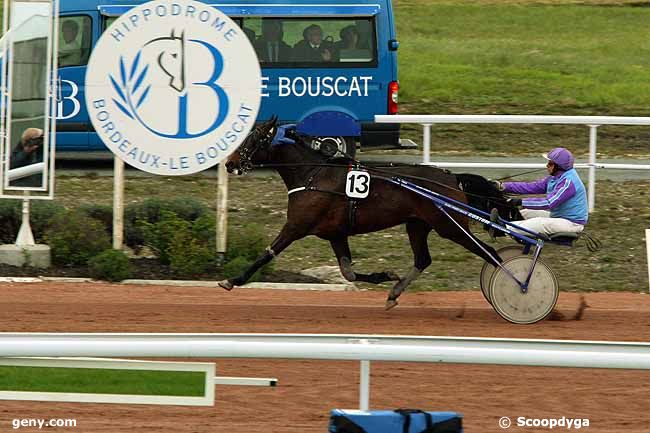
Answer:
(216, 163, 228, 262)
(422, 124, 431, 165)
(15, 191, 34, 246)
(359, 359, 370, 411)
(587, 125, 599, 213)
(4, 334, 650, 369)
(113, 157, 125, 250)
(358, 339, 371, 411)
(646, 229, 650, 293)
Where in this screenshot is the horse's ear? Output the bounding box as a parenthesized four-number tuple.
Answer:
(270, 115, 278, 126)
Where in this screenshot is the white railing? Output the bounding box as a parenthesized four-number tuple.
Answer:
(375, 115, 650, 212)
(6, 162, 44, 182)
(2, 333, 650, 411)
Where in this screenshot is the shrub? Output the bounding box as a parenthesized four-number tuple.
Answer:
(0, 200, 65, 244)
(0, 200, 20, 243)
(220, 223, 274, 280)
(78, 203, 113, 235)
(125, 197, 209, 247)
(226, 223, 268, 262)
(140, 211, 217, 276)
(191, 214, 216, 247)
(31, 201, 66, 242)
(45, 210, 111, 266)
(139, 211, 190, 264)
(169, 231, 215, 277)
(88, 249, 132, 282)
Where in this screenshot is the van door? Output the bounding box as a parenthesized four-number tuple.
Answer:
(56, 13, 95, 150)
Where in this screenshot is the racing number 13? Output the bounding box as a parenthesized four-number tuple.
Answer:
(346, 170, 370, 199)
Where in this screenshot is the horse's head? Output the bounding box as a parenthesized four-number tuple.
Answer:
(226, 116, 279, 175)
(456, 173, 523, 222)
(145, 30, 186, 93)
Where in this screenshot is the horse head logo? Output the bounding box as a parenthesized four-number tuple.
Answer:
(145, 29, 186, 93)
(109, 29, 229, 139)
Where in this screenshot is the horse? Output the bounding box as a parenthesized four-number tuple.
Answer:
(220, 117, 518, 309)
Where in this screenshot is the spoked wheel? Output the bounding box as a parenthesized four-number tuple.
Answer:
(479, 246, 524, 304)
(489, 256, 559, 324)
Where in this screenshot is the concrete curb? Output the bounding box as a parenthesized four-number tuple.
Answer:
(0, 276, 353, 291)
(121, 279, 353, 291)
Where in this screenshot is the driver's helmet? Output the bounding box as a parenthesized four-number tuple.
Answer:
(542, 147, 574, 171)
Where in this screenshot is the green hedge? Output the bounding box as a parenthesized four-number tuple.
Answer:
(45, 210, 111, 266)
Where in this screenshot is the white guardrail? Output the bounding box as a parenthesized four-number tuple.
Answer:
(6, 162, 44, 182)
(2, 333, 650, 410)
(375, 115, 650, 212)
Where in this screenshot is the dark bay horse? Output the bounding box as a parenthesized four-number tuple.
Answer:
(220, 117, 516, 309)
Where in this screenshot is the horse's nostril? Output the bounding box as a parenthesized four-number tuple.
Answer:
(225, 161, 234, 173)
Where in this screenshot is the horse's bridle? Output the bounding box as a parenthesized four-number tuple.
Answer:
(236, 125, 276, 174)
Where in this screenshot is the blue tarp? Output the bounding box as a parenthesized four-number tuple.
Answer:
(329, 409, 464, 433)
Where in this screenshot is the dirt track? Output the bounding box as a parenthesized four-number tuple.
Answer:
(1, 282, 649, 432)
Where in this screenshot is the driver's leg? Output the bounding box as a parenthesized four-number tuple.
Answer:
(510, 217, 584, 237)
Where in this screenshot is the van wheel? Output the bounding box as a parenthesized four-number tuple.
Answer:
(317, 136, 356, 158)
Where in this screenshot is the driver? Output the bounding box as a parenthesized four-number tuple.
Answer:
(492, 147, 588, 237)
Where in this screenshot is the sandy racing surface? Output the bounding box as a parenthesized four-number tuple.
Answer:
(1, 282, 649, 432)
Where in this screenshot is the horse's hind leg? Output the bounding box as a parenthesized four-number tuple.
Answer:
(330, 237, 400, 284)
(434, 221, 500, 265)
(386, 220, 432, 310)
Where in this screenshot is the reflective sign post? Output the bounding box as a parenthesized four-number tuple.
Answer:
(0, 0, 58, 268)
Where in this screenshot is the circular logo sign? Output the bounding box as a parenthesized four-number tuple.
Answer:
(86, 0, 262, 175)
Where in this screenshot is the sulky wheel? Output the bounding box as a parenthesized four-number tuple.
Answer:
(488, 256, 559, 324)
(479, 245, 525, 304)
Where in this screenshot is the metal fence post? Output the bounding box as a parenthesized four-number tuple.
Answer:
(359, 339, 370, 411)
(587, 125, 599, 213)
(646, 229, 650, 293)
(422, 124, 431, 165)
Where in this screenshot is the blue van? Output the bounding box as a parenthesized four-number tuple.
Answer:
(54, 0, 400, 154)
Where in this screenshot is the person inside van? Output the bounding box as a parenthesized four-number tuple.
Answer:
(335, 25, 371, 61)
(293, 24, 337, 62)
(335, 25, 360, 50)
(59, 19, 82, 67)
(354, 19, 373, 50)
(254, 20, 292, 63)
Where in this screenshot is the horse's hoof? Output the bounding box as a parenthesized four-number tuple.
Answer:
(385, 299, 398, 311)
(218, 279, 234, 291)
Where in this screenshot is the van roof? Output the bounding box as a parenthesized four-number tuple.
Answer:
(62, 0, 385, 14)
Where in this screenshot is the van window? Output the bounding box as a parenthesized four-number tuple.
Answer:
(58, 15, 92, 67)
(241, 17, 376, 67)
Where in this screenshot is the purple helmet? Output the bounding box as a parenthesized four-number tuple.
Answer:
(542, 147, 574, 170)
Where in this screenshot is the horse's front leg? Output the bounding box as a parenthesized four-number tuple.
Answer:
(330, 237, 400, 284)
(218, 224, 303, 290)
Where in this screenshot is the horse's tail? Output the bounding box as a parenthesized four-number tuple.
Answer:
(455, 173, 522, 222)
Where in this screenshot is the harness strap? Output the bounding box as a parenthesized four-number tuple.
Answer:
(347, 199, 358, 234)
(287, 187, 306, 196)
